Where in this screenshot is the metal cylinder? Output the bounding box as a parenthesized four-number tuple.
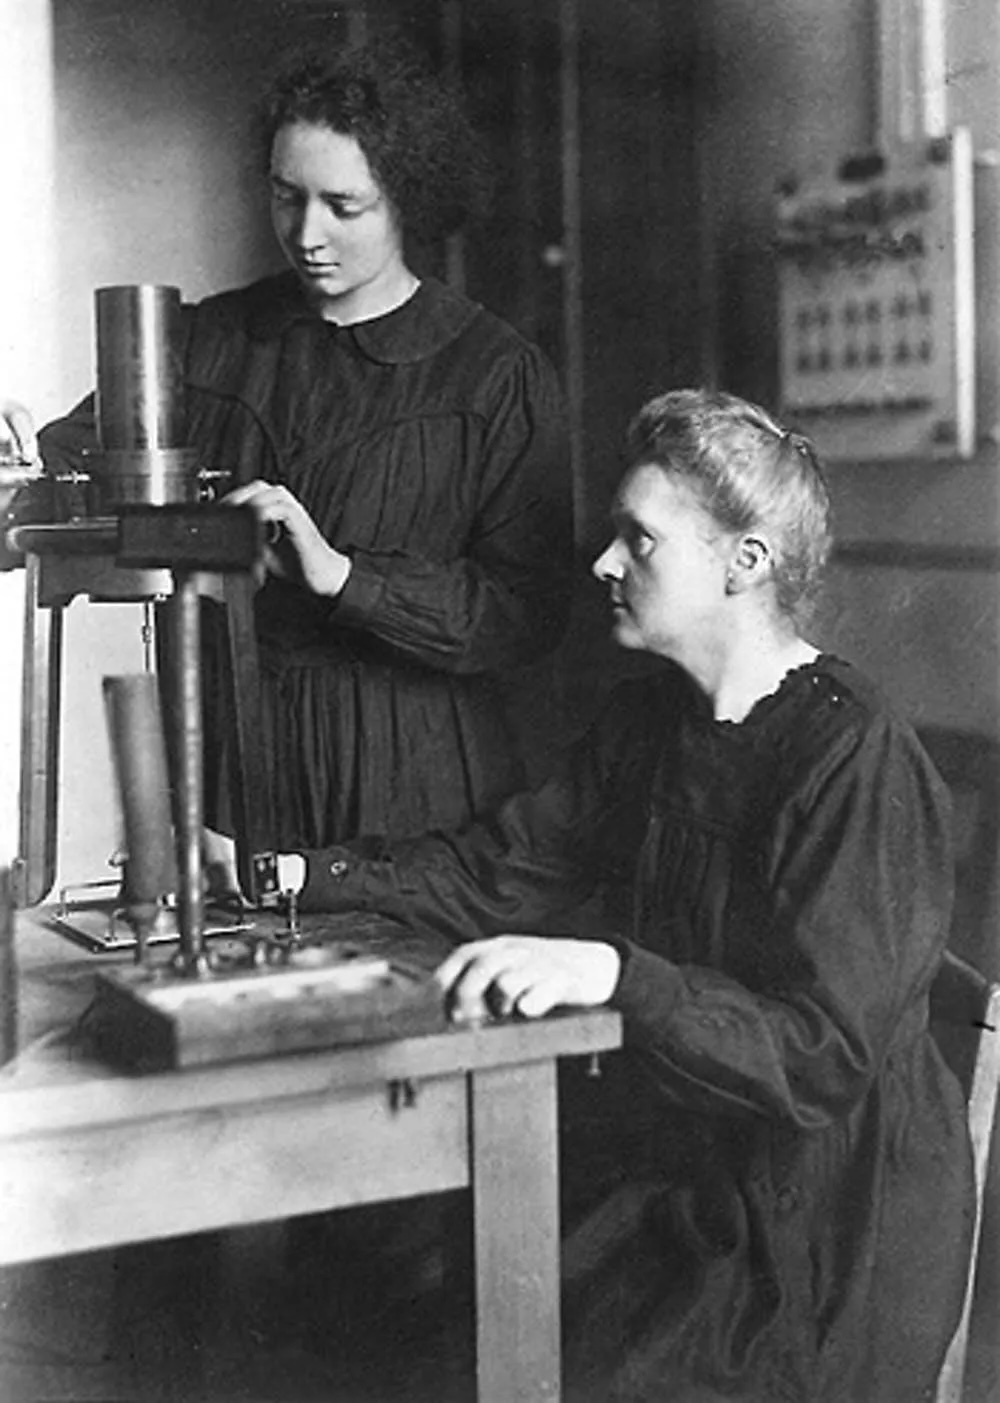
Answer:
(94, 285, 198, 510)
(92, 447, 199, 511)
(103, 675, 177, 959)
(96, 285, 186, 450)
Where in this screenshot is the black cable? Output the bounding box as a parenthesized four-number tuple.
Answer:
(184, 380, 290, 485)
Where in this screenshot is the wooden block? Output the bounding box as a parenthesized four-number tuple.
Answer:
(90, 955, 447, 1071)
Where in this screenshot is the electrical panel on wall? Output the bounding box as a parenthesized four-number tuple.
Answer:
(775, 129, 975, 462)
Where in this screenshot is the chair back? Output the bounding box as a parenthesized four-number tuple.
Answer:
(931, 949, 1000, 1403)
(0, 866, 15, 1065)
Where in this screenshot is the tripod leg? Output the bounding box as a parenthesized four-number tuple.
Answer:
(221, 573, 277, 906)
(14, 554, 62, 908)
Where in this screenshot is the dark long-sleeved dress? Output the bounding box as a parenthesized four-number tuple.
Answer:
(298, 654, 974, 1402)
(35, 273, 572, 846)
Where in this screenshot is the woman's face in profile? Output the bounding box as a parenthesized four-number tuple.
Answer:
(592, 464, 732, 665)
(268, 121, 407, 322)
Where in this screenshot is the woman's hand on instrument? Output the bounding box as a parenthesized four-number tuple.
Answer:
(434, 934, 621, 1024)
(223, 479, 352, 597)
(202, 827, 242, 902)
(0, 400, 43, 490)
(0, 401, 39, 464)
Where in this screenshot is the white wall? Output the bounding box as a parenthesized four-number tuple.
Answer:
(8, 0, 293, 892)
(0, 2, 58, 871)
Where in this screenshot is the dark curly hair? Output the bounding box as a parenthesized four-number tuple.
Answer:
(626, 388, 833, 626)
(255, 35, 493, 243)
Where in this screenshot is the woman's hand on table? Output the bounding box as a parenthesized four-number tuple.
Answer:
(223, 479, 352, 597)
(434, 934, 621, 1024)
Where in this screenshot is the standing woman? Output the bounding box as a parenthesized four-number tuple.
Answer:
(30, 36, 572, 849)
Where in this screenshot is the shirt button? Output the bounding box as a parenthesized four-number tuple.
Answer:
(329, 859, 349, 880)
(776, 1186, 799, 1214)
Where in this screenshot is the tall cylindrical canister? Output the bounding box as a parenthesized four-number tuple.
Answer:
(92, 285, 198, 509)
(96, 284, 186, 449)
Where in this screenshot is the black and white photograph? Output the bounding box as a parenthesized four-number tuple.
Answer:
(0, 1, 997, 1399)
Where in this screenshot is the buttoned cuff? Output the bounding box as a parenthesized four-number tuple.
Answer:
(297, 844, 386, 913)
(606, 938, 684, 1032)
(326, 554, 385, 627)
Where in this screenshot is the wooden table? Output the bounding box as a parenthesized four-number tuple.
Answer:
(0, 917, 622, 1402)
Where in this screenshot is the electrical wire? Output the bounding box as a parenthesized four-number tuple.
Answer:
(184, 380, 290, 487)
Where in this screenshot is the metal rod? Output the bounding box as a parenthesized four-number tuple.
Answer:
(172, 572, 207, 971)
(15, 555, 62, 909)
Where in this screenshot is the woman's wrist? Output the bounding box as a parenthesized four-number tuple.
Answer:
(586, 940, 623, 1004)
(566, 939, 622, 1006)
(276, 852, 307, 894)
(314, 550, 353, 598)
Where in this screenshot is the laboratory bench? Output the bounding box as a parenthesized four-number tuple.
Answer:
(0, 911, 622, 1402)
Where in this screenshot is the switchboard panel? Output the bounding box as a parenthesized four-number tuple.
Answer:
(776, 130, 975, 462)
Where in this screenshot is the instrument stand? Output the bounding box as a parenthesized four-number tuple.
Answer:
(11, 509, 448, 1070)
(10, 508, 277, 940)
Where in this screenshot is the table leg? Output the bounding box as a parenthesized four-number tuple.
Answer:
(469, 1059, 560, 1403)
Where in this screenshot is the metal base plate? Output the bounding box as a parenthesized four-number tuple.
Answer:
(47, 881, 255, 953)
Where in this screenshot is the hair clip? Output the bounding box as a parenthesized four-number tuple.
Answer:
(779, 428, 810, 458)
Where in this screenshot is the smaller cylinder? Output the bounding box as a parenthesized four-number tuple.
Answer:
(103, 674, 177, 941)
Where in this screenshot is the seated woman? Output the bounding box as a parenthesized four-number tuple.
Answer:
(276, 388, 974, 1402)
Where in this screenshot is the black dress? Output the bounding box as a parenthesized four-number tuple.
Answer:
(37, 273, 573, 846)
(299, 655, 975, 1402)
